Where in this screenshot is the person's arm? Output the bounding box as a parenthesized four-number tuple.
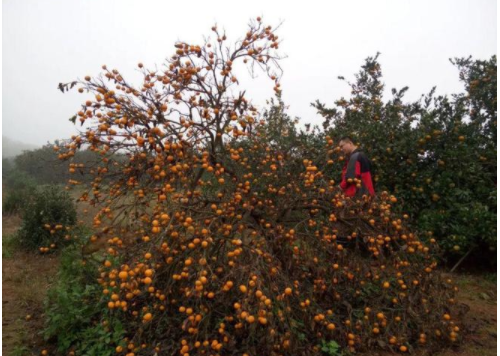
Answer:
(340, 169, 348, 189)
(339, 162, 349, 189)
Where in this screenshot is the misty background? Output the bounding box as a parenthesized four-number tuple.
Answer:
(2, 0, 497, 157)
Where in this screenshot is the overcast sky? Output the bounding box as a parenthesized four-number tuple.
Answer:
(2, 0, 497, 146)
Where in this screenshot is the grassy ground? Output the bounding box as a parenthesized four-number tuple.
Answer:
(2, 190, 497, 355)
(2, 215, 60, 356)
(2, 187, 96, 356)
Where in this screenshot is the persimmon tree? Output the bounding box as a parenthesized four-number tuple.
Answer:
(56, 19, 463, 355)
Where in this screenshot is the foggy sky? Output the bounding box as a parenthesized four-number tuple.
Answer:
(2, 0, 497, 147)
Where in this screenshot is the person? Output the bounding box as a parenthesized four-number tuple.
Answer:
(338, 136, 375, 198)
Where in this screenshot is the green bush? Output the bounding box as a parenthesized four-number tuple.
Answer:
(313, 54, 497, 265)
(44, 247, 125, 356)
(17, 185, 77, 251)
(3, 166, 38, 214)
(3, 185, 36, 215)
(3, 166, 37, 191)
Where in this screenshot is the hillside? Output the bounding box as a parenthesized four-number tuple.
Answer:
(2, 136, 38, 158)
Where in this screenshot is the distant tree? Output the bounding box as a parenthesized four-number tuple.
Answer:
(2, 157, 15, 177)
(14, 141, 107, 185)
(14, 142, 69, 185)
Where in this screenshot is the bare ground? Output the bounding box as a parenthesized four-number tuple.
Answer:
(2, 215, 60, 355)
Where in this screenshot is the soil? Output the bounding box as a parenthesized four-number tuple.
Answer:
(2, 215, 60, 355)
(438, 272, 497, 356)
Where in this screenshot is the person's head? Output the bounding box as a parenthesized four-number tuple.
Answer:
(339, 136, 357, 155)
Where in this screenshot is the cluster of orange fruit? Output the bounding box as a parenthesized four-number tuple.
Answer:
(56, 18, 463, 356)
(38, 223, 73, 253)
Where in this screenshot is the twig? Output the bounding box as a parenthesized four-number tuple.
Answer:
(450, 248, 473, 273)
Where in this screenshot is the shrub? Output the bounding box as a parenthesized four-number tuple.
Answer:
(3, 186, 36, 215)
(44, 247, 125, 356)
(17, 185, 77, 251)
(3, 166, 37, 191)
(3, 166, 38, 214)
(53, 18, 463, 355)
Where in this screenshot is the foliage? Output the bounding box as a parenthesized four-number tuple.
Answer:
(319, 340, 341, 355)
(2, 157, 16, 176)
(17, 185, 77, 251)
(11, 345, 31, 356)
(3, 165, 37, 191)
(13, 142, 71, 185)
(14, 141, 107, 185)
(44, 246, 125, 356)
(53, 18, 464, 356)
(3, 184, 36, 215)
(313, 53, 497, 265)
(3, 167, 38, 214)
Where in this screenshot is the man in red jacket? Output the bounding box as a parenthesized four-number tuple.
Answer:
(339, 137, 375, 198)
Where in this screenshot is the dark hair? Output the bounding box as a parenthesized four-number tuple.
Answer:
(339, 136, 354, 144)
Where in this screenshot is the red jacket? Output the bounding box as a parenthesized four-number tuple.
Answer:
(340, 148, 375, 197)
